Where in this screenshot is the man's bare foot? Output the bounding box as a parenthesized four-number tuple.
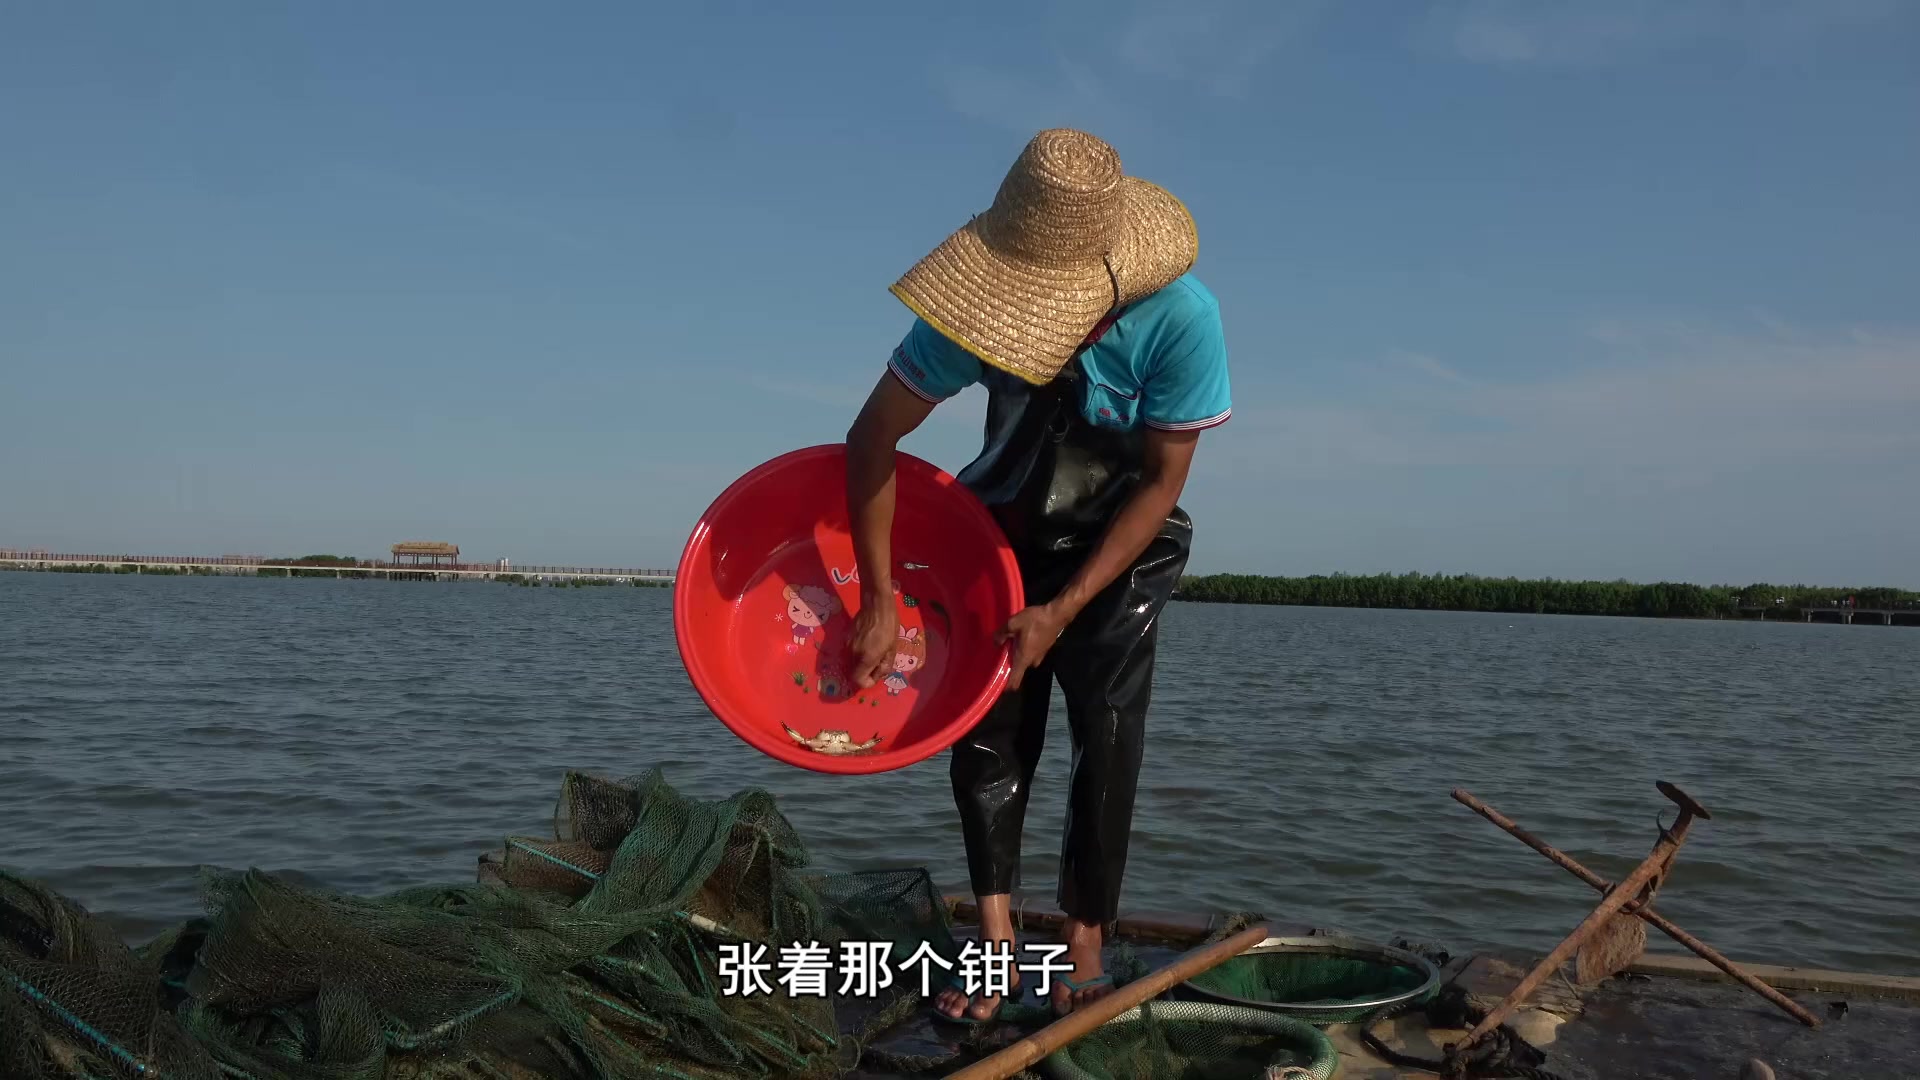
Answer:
(1049, 916, 1113, 1016)
(934, 895, 1020, 1021)
(934, 958, 1021, 1020)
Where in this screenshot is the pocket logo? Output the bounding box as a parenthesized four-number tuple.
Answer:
(1086, 383, 1135, 428)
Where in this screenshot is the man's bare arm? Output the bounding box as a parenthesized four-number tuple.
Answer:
(847, 372, 936, 603)
(845, 372, 937, 685)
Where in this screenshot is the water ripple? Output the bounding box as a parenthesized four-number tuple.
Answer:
(0, 573, 1915, 975)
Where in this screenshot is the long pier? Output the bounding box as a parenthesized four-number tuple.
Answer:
(1737, 604, 1919, 626)
(0, 550, 674, 584)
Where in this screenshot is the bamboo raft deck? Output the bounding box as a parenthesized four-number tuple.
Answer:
(900, 896, 1920, 1080)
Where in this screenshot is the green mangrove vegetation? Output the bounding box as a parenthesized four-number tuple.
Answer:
(0, 561, 209, 576)
(270, 554, 362, 566)
(1173, 572, 1920, 619)
(490, 574, 668, 588)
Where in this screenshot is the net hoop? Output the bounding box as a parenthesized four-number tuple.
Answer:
(1038, 999, 1340, 1080)
(1178, 933, 1441, 1025)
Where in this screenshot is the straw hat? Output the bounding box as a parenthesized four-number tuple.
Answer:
(889, 128, 1199, 385)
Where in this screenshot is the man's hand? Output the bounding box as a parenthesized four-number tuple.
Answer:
(848, 600, 900, 689)
(1015, 428, 1199, 683)
(997, 602, 1072, 690)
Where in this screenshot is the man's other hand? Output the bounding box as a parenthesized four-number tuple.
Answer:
(997, 603, 1070, 690)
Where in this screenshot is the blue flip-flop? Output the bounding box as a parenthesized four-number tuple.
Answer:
(929, 973, 1026, 1026)
(1049, 973, 1114, 1017)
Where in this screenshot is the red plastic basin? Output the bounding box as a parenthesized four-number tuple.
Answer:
(673, 444, 1024, 774)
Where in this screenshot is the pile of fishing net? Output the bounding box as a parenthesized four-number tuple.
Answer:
(0, 767, 1356, 1080)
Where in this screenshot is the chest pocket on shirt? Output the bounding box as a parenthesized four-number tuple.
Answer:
(1080, 380, 1140, 430)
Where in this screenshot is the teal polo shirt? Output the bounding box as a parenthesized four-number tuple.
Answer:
(886, 273, 1232, 433)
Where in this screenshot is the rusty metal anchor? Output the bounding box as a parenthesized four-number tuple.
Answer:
(1450, 781, 1820, 1050)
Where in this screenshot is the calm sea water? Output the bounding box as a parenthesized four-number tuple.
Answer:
(2, 572, 1915, 974)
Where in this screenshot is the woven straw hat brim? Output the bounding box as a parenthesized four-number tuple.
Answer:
(891, 177, 1198, 385)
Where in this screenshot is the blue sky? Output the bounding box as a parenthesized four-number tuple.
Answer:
(3, 1, 1916, 586)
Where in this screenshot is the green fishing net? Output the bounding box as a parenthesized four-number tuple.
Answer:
(0, 767, 1351, 1080)
(1038, 1000, 1337, 1080)
(2, 769, 954, 1080)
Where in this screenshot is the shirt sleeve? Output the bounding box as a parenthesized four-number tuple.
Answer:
(887, 318, 983, 403)
(1140, 305, 1231, 431)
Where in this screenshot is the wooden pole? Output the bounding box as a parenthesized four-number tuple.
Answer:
(1452, 788, 1820, 1028)
(942, 923, 1270, 1080)
(1460, 806, 1699, 1046)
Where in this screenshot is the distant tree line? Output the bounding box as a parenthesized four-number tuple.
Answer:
(1173, 572, 1920, 619)
(271, 554, 361, 566)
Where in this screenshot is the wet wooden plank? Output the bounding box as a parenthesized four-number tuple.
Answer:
(1627, 954, 1920, 1003)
